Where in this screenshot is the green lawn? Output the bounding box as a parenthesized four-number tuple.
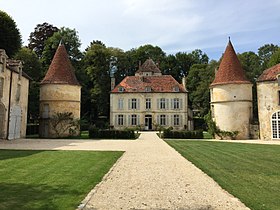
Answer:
(0, 150, 123, 210)
(166, 140, 280, 210)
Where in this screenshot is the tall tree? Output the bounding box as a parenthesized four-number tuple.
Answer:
(186, 61, 217, 116)
(41, 27, 82, 69)
(238, 52, 262, 120)
(258, 44, 279, 69)
(268, 48, 280, 67)
(14, 47, 43, 120)
(0, 10, 22, 57)
(28, 22, 58, 58)
(83, 42, 111, 121)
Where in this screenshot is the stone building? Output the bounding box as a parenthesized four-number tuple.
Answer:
(110, 58, 193, 130)
(39, 44, 81, 138)
(257, 63, 280, 140)
(0, 49, 30, 140)
(210, 40, 253, 139)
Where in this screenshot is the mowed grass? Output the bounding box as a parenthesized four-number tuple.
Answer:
(166, 140, 280, 210)
(0, 150, 123, 210)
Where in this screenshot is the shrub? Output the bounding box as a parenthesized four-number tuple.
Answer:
(163, 130, 203, 139)
(88, 126, 136, 139)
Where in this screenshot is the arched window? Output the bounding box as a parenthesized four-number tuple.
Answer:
(271, 111, 280, 139)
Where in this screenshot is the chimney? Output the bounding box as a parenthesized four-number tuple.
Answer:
(182, 76, 186, 89)
(111, 77, 115, 90)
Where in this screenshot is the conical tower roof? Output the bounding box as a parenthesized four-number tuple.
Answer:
(41, 44, 80, 85)
(210, 40, 251, 86)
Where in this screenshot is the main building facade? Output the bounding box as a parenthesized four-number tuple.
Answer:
(110, 59, 193, 130)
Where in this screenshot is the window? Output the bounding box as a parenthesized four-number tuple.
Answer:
(118, 87, 124, 92)
(131, 98, 137, 109)
(173, 86, 179, 92)
(117, 115, 124, 126)
(173, 114, 180, 126)
(211, 105, 215, 118)
(145, 86, 152, 92)
(0, 78, 4, 98)
(173, 98, 180, 109)
(160, 98, 166, 109)
(16, 84, 21, 102)
(160, 115, 166, 126)
(128, 98, 139, 110)
(278, 91, 280, 105)
(146, 98, 151, 109)
(118, 98, 124, 110)
(42, 104, 49, 118)
(131, 114, 137, 126)
(272, 111, 280, 139)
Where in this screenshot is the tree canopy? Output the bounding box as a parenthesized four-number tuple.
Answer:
(28, 22, 58, 58)
(0, 10, 22, 57)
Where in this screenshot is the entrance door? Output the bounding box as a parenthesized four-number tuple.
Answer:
(145, 115, 152, 130)
(8, 106, 21, 140)
(0, 103, 5, 138)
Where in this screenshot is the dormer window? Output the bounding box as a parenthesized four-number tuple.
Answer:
(145, 86, 152, 92)
(277, 75, 280, 86)
(173, 86, 179, 92)
(118, 86, 124, 92)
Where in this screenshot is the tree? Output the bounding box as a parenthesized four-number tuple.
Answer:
(187, 61, 217, 116)
(238, 52, 262, 121)
(268, 48, 280, 67)
(41, 27, 82, 68)
(28, 22, 58, 58)
(0, 10, 22, 57)
(258, 44, 279, 69)
(14, 47, 43, 121)
(83, 42, 111, 121)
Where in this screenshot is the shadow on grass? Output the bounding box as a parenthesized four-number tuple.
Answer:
(0, 150, 43, 161)
(0, 183, 79, 210)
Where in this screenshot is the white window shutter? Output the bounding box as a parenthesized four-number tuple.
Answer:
(171, 99, 174, 110)
(171, 115, 174, 126)
(124, 115, 126, 126)
(166, 99, 169, 109)
(115, 115, 118, 125)
(137, 115, 140, 125)
(128, 115, 131, 126)
(157, 99, 160, 109)
(157, 115, 160, 125)
(180, 115, 182, 126)
(166, 115, 169, 126)
(180, 99, 183, 110)
(128, 99, 131, 110)
(137, 99, 140, 110)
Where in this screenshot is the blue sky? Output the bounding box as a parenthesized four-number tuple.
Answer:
(1, 0, 280, 60)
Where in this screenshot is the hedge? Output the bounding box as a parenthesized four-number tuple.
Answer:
(89, 126, 136, 139)
(163, 130, 203, 139)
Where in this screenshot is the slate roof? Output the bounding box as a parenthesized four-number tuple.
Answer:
(135, 58, 161, 73)
(210, 40, 251, 86)
(111, 75, 186, 93)
(257, 63, 280, 82)
(41, 44, 80, 86)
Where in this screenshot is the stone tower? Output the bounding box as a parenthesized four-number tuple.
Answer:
(39, 44, 81, 138)
(210, 40, 253, 139)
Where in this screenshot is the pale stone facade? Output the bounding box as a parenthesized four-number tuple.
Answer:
(110, 92, 190, 130)
(110, 59, 192, 131)
(0, 49, 30, 139)
(39, 44, 81, 138)
(210, 84, 253, 139)
(257, 63, 280, 140)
